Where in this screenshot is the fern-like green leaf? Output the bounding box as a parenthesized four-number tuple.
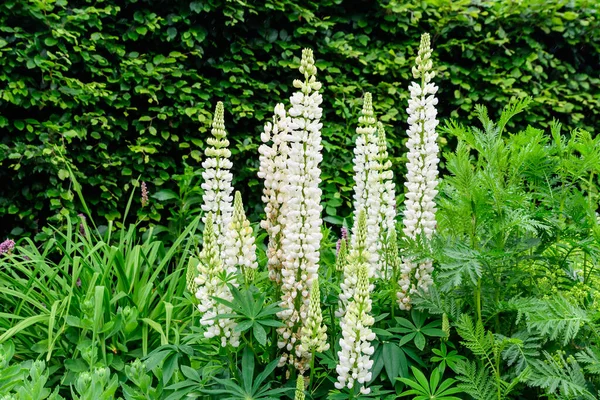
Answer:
(575, 348, 600, 375)
(508, 297, 589, 345)
(499, 331, 541, 374)
(526, 351, 596, 400)
(455, 315, 496, 374)
(454, 360, 497, 400)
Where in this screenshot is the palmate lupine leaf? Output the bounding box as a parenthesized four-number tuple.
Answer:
(526, 351, 596, 400)
(508, 297, 589, 345)
(398, 366, 463, 400)
(201, 348, 293, 400)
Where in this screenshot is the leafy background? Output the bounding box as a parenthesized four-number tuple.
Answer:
(1, 0, 599, 237)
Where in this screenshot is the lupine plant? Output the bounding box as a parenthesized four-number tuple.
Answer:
(1, 32, 599, 400)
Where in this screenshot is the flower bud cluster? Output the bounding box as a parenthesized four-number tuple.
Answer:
(299, 278, 329, 356)
(275, 49, 324, 372)
(295, 375, 305, 400)
(194, 213, 240, 347)
(397, 33, 440, 310)
(224, 191, 258, 281)
(335, 263, 375, 395)
(201, 102, 234, 258)
(258, 103, 291, 283)
(337, 210, 368, 318)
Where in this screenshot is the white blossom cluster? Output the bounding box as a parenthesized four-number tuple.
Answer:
(335, 263, 375, 395)
(275, 49, 324, 372)
(194, 213, 240, 347)
(223, 191, 258, 282)
(350, 93, 381, 277)
(258, 103, 291, 283)
(299, 278, 329, 356)
(397, 33, 440, 310)
(201, 102, 234, 258)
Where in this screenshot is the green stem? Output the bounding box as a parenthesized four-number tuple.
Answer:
(309, 351, 316, 394)
(475, 278, 482, 325)
(329, 305, 336, 351)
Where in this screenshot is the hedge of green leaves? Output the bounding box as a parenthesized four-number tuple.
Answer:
(1, 0, 598, 237)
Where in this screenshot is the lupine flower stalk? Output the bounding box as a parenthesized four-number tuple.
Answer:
(374, 122, 398, 276)
(194, 213, 240, 347)
(224, 191, 258, 281)
(335, 237, 348, 273)
(375, 123, 397, 234)
(295, 375, 305, 400)
(141, 182, 149, 207)
(299, 278, 329, 355)
(397, 33, 440, 310)
(201, 102, 234, 258)
(299, 278, 329, 387)
(258, 103, 291, 283)
(276, 48, 324, 372)
(337, 210, 368, 318)
(335, 263, 375, 395)
(350, 93, 381, 277)
(186, 256, 199, 295)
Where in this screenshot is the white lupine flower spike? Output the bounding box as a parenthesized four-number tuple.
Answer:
(201, 102, 234, 258)
(338, 210, 369, 318)
(397, 33, 440, 310)
(350, 93, 382, 278)
(276, 48, 324, 373)
(224, 191, 258, 282)
(194, 213, 240, 347)
(375, 121, 398, 277)
(335, 263, 375, 395)
(258, 103, 291, 284)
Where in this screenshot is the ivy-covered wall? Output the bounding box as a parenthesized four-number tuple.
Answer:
(1, 0, 599, 237)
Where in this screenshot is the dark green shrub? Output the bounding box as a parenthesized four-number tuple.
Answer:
(1, 0, 598, 237)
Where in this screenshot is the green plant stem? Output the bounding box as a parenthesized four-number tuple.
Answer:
(309, 351, 316, 394)
(329, 305, 336, 352)
(475, 278, 482, 325)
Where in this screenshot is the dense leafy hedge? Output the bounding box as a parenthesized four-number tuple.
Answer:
(1, 0, 598, 237)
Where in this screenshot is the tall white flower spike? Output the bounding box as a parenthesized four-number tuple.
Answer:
(258, 103, 291, 284)
(350, 93, 381, 278)
(201, 102, 234, 258)
(375, 122, 398, 277)
(397, 33, 440, 310)
(224, 191, 258, 282)
(276, 48, 324, 373)
(335, 263, 375, 395)
(194, 213, 240, 347)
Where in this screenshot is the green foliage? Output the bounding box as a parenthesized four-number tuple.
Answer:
(507, 297, 590, 346)
(414, 99, 600, 399)
(525, 352, 596, 400)
(1, 0, 600, 237)
(212, 285, 283, 347)
(0, 184, 202, 397)
(201, 348, 293, 400)
(398, 366, 462, 400)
